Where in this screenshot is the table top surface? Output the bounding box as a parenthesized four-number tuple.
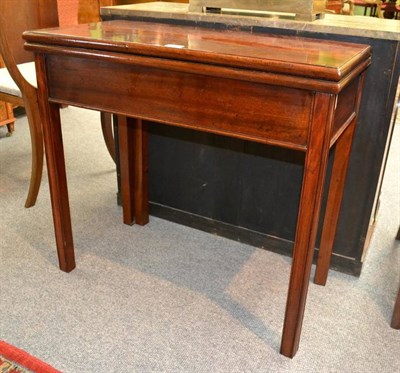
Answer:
(100, 2, 400, 41)
(24, 20, 370, 81)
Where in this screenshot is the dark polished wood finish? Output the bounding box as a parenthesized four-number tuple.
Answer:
(118, 115, 149, 226)
(314, 77, 365, 285)
(36, 54, 75, 272)
(100, 111, 116, 162)
(24, 20, 370, 357)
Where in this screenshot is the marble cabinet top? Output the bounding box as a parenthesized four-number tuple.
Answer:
(100, 2, 400, 41)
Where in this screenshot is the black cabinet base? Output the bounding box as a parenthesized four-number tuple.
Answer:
(149, 202, 362, 277)
(116, 191, 362, 276)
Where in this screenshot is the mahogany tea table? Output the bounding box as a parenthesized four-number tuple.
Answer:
(23, 20, 371, 357)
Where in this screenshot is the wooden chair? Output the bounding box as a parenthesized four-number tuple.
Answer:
(341, 0, 355, 14)
(354, 0, 378, 16)
(0, 0, 115, 208)
(379, 0, 400, 19)
(0, 0, 59, 208)
(325, 0, 355, 15)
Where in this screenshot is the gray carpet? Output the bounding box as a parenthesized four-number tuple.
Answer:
(0, 107, 399, 373)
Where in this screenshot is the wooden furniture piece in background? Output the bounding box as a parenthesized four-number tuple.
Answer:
(0, 56, 15, 136)
(0, 101, 15, 136)
(379, 0, 400, 19)
(341, 0, 355, 14)
(356, 0, 399, 18)
(326, 0, 355, 14)
(354, 0, 378, 16)
(78, 0, 116, 24)
(111, 0, 189, 4)
(326, 0, 344, 13)
(0, 0, 59, 207)
(24, 20, 370, 357)
(78, 0, 114, 23)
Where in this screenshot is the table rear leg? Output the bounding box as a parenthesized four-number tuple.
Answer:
(118, 116, 149, 226)
(315, 74, 365, 286)
(314, 119, 357, 285)
(132, 118, 149, 225)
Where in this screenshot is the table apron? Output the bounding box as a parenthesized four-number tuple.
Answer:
(44, 54, 317, 150)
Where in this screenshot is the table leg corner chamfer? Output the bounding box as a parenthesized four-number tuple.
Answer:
(24, 20, 371, 357)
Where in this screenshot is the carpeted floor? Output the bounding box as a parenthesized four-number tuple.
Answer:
(0, 107, 399, 373)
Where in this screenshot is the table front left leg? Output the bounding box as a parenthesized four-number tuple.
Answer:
(280, 93, 336, 357)
(35, 55, 75, 272)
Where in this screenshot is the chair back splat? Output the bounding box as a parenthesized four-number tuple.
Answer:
(0, 0, 59, 65)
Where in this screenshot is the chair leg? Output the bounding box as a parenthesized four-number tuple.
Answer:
(24, 102, 43, 208)
(100, 111, 116, 163)
(6, 121, 14, 136)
